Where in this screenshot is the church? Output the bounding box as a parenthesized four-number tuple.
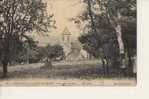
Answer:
(61, 27, 89, 61)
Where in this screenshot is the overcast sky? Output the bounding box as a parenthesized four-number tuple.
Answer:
(33, 0, 85, 46)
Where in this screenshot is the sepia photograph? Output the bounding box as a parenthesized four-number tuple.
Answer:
(0, 0, 136, 86)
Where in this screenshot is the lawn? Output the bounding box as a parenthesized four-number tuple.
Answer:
(0, 60, 136, 86)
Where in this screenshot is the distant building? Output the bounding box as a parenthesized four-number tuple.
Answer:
(61, 27, 72, 56)
(61, 27, 89, 61)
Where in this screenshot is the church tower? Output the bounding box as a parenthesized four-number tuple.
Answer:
(61, 27, 88, 61)
(62, 27, 71, 44)
(61, 27, 72, 56)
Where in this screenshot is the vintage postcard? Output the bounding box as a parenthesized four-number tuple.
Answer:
(0, 0, 136, 86)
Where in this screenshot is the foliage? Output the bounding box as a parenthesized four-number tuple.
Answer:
(44, 44, 64, 61)
(0, 0, 54, 77)
(78, 0, 136, 75)
(13, 38, 40, 64)
(11, 43, 64, 65)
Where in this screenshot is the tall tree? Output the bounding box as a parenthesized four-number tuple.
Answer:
(0, 0, 54, 77)
(77, 0, 136, 75)
(78, 0, 120, 74)
(95, 0, 136, 69)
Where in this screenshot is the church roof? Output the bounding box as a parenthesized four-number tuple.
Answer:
(62, 27, 71, 35)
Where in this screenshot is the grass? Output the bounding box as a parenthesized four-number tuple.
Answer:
(0, 60, 136, 86)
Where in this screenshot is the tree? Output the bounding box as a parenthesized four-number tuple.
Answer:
(77, 0, 119, 75)
(77, 0, 136, 75)
(79, 24, 120, 75)
(13, 38, 40, 64)
(42, 44, 64, 69)
(95, 0, 136, 69)
(121, 18, 136, 75)
(0, 0, 54, 77)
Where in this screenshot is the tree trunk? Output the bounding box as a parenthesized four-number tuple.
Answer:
(43, 58, 53, 70)
(127, 49, 133, 76)
(115, 24, 126, 69)
(2, 61, 8, 78)
(106, 60, 109, 75)
(102, 58, 109, 76)
(114, 11, 126, 69)
(124, 36, 134, 76)
(48, 60, 52, 69)
(101, 58, 106, 75)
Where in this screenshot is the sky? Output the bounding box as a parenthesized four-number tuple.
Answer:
(33, 0, 85, 46)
